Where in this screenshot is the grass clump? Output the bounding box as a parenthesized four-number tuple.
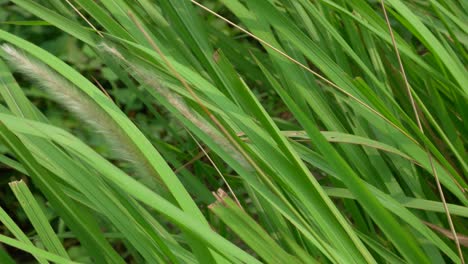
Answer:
(0, 0, 466, 263)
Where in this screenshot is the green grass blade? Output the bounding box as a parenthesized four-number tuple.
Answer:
(9, 180, 69, 259)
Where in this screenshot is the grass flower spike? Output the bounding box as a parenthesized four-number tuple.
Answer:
(1, 44, 162, 188)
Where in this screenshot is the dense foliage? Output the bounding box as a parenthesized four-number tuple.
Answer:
(0, 0, 466, 263)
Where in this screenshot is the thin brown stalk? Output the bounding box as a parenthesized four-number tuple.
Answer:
(174, 149, 208, 174)
(186, 129, 243, 209)
(64, 0, 104, 37)
(380, 1, 463, 262)
(91, 76, 114, 102)
(423, 221, 468, 247)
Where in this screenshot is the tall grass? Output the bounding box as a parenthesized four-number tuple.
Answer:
(0, 0, 466, 263)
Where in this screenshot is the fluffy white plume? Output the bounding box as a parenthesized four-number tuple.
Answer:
(1, 44, 162, 187)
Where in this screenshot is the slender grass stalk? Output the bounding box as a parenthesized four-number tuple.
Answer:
(63, 0, 103, 37)
(380, 2, 464, 261)
(186, 129, 243, 209)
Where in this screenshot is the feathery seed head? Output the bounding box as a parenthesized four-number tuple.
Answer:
(1, 44, 163, 186)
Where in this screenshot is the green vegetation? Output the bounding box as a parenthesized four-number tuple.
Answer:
(0, 0, 466, 263)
